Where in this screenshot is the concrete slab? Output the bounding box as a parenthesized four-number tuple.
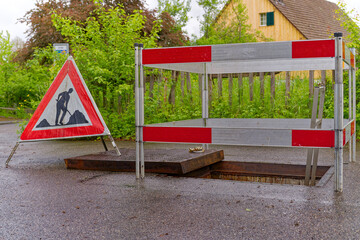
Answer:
(64, 149, 224, 174)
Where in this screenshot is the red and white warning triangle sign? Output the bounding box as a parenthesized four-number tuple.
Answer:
(21, 56, 110, 141)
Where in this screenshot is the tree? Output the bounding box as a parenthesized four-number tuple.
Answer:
(51, 4, 166, 137)
(197, 0, 222, 39)
(157, 0, 191, 106)
(10, 37, 25, 52)
(0, 30, 67, 110)
(17, 0, 187, 62)
(336, 1, 360, 64)
(0, 31, 13, 63)
(335, 1, 360, 139)
(157, 11, 189, 47)
(52, 4, 160, 93)
(17, 0, 95, 62)
(0, 31, 16, 106)
(157, 0, 190, 46)
(158, 0, 191, 30)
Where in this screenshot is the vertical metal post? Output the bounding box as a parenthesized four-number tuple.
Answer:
(201, 64, 209, 149)
(139, 44, 145, 179)
(334, 32, 344, 192)
(201, 64, 209, 121)
(351, 48, 356, 162)
(134, 43, 140, 179)
(348, 68, 352, 162)
(201, 74, 205, 120)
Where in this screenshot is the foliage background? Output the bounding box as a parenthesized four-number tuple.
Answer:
(0, 0, 359, 141)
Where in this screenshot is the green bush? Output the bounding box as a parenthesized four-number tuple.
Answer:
(1, 4, 359, 141)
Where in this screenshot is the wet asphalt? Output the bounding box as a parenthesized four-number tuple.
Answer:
(1, 122, 360, 240)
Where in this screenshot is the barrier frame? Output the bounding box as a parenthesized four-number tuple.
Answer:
(134, 33, 356, 192)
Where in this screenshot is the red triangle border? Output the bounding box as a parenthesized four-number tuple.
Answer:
(21, 58, 107, 141)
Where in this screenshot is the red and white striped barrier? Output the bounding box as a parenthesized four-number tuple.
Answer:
(143, 40, 337, 64)
(135, 34, 357, 192)
(143, 120, 355, 148)
(142, 39, 355, 74)
(343, 42, 356, 68)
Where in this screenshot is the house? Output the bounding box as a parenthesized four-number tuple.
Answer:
(216, 0, 349, 41)
(215, 0, 351, 81)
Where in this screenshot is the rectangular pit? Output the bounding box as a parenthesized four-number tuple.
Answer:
(65, 149, 332, 186)
(176, 161, 332, 186)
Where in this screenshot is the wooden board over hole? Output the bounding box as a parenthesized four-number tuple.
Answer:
(64, 149, 224, 174)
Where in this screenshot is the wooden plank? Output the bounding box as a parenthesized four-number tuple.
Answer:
(209, 161, 330, 178)
(228, 74, 233, 106)
(64, 149, 224, 174)
(208, 74, 213, 108)
(259, 72, 264, 99)
(180, 71, 185, 98)
(321, 70, 326, 86)
(158, 70, 162, 103)
(177, 166, 211, 178)
(198, 74, 202, 99)
(309, 70, 314, 97)
(271, 72, 275, 100)
(285, 71, 290, 103)
(238, 73, 243, 104)
(149, 72, 155, 99)
(168, 71, 179, 105)
(218, 73, 223, 98)
(249, 73, 254, 101)
(186, 72, 192, 95)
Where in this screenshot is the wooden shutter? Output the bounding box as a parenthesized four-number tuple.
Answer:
(267, 12, 274, 26)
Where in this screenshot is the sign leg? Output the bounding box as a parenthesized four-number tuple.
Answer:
(101, 136, 108, 151)
(5, 142, 20, 168)
(108, 135, 121, 156)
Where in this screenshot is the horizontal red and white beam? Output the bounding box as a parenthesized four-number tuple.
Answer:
(142, 40, 336, 65)
(143, 121, 355, 148)
(343, 42, 356, 68)
(343, 120, 355, 146)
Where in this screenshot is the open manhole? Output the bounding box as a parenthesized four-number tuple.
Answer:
(174, 161, 333, 186)
(64, 149, 333, 186)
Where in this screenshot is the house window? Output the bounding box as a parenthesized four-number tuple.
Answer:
(260, 13, 267, 26)
(260, 12, 275, 26)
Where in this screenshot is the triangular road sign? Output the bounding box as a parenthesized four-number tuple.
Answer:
(21, 56, 110, 141)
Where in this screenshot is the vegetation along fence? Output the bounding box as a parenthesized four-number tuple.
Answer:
(84, 68, 350, 139)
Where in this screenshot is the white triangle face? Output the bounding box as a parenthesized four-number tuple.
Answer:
(33, 74, 92, 131)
